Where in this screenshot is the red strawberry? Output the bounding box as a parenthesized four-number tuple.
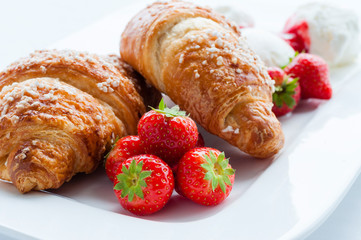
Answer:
(176, 147, 235, 206)
(282, 19, 311, 53)
(113, 154, 174, 216)
(268, 67, 301, 117)
(138, 98, 198, 167)
(267, 67, 286, 84)
(195, 133, 205, 148)
(105, 136, 144, 182)
(284, 53, 332, 99)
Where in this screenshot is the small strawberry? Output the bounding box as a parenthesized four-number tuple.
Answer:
(282, 19, 311, 53)
(284, 53, 332, 99)
(138, 98, 198, 167)
(105, 136, 144, 182)
(267, 67, 286, 83)
(176, 147, 235, 206)
(268, 67, 301, 117)
(113, 154, 174, 216)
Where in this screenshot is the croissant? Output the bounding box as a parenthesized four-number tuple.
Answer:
(0, 49, 161, 193)
(120, 1, 284, 158)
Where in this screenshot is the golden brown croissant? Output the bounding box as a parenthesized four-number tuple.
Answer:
(120, 1, 284, 158)
(0, 49, 161, 193)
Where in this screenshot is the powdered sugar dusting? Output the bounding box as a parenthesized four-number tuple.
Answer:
(2, 49, 126, 94)
(194, 70, 200, 79)
(0, 78, 82, 125)
(179, 53, 184, 63)
(222, 125, 239, 134)
(216, 56, 223, 66)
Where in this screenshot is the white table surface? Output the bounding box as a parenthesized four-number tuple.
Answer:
(1, 0, 361, 239)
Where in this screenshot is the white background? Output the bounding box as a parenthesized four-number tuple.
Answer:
(1, 0, 361, 239)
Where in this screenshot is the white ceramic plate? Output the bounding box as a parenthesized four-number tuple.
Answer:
(1, 1, 361, 239)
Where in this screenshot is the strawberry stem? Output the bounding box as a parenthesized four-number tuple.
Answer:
(272, 76, 299, 108)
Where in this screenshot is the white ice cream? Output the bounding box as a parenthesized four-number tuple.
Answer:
(241, 28, 295, 67)
(288, 2, 360, 67)
(214, 5, 254, 28)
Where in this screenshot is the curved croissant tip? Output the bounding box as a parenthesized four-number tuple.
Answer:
(16, 177, 38, 194)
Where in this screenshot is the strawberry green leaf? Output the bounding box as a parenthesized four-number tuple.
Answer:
(158, 98, 166, 111)
(128, 159, 136, 173)
(114, 182, 124, 191)
(139, 180, 147, 188)
(218, 177, 226, 193)
(204, 155, 213, 165)
(273, 76, 299, 108)
(139, 171, 152, 180)
(219, 156, 228, 169)
(212, 177, 219, 191)
(150, 97, 187, 118)
(114, 159, 152, 202)
(223, 175, 232, 186)
(282, 94, 296, 108)
(116, 173, 128, 183)
(273, 93, 283, 108)
(135, 185, 144, 199)
(120, 186, 129, 198)
(225, 168, 236, 176)
(201, 163, 212, 172)
(121, 165, 129, 176)
(204, 171, 213, 180)
(128, 188, 135, 202)
(209, 151, 217, 164)
(201, 151, 235, 194)
(135, 161, 143, 174)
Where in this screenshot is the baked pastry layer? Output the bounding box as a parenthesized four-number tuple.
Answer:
(0, 49, 161, 193)
(120, 1, 284, 158)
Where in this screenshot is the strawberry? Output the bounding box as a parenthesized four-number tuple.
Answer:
(138, 98, 198, 167)
(113, 154, 174, 216)
(284, 53, 332, 99)
(176, 147, 235, 206)
(268, 67, 301, 117)
(105, 136, 144, 182)
(282, 18, 311, 53)
(268, 67, 286, 83)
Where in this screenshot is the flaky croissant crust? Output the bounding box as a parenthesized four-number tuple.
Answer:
(0, 50, 160, 193)
(0, 78, 123, 192)
(121, 1, 284, 158)
(0, 50, 152, 135)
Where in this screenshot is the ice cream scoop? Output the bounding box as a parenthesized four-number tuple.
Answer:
(214, 5, 254, 28)
(241, 28, 295, 68)
(283, 2, 360, 67)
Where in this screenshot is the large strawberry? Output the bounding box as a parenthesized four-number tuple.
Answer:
(176, 147, 235, 206)
(285, 53, 332, 99)
(268, 67, 301, 117)
(138, 98, 198, 167)
(113, 154, 174, 216)
(282, 19, 311, 53)
(105, 136, 144, 182)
